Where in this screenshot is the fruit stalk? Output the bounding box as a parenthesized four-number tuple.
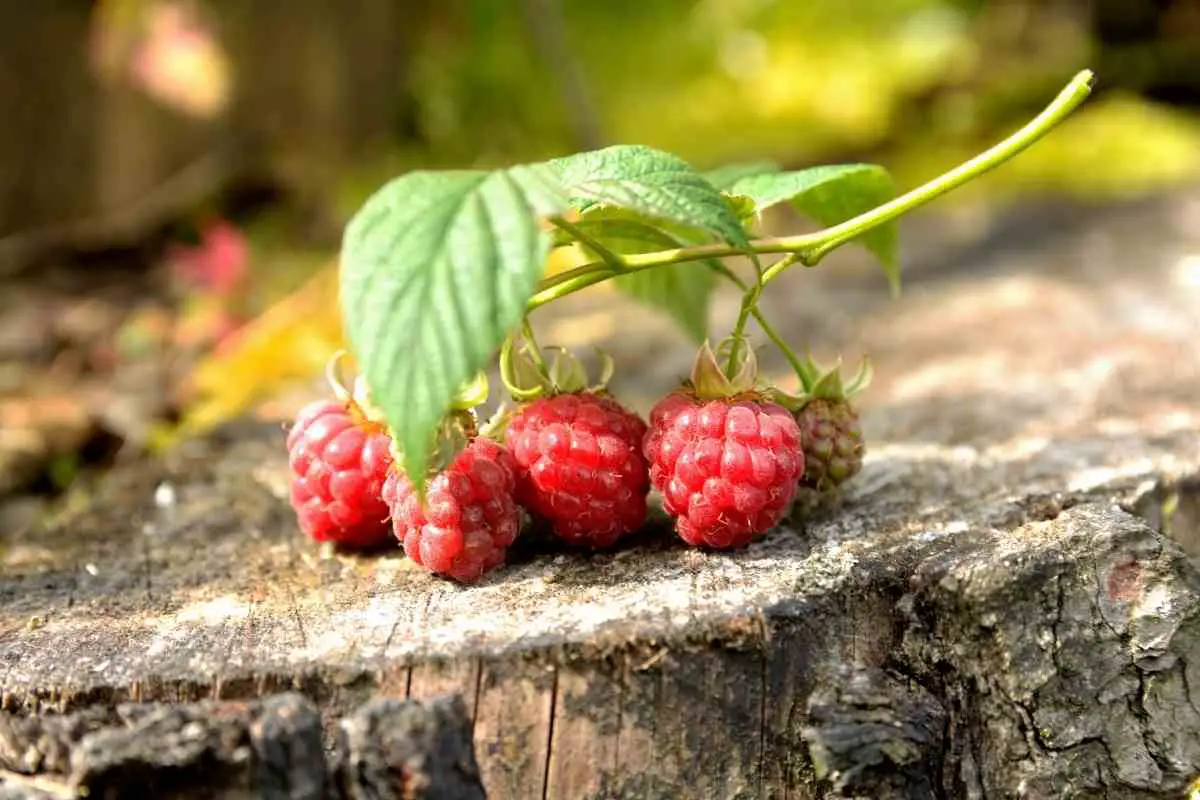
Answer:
(526, 69, 1096, 311)
(709, 262, 808, 381)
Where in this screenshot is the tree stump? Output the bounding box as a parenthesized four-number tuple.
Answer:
(4, 190, 1200, 798)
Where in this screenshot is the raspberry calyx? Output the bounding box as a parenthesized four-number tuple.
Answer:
(644, 340, 805, 549)
(499, 336, 649, 549)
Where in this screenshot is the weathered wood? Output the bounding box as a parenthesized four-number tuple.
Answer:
(473, 658, 555, 799)
(0, 693, 481, 799)
(0, 2, 424, 272)
(802, 666, 945, 798)
(4, 189, 1200, 798)
(333, 695, 484, 800)
(543, 659, 621, 798)
(406, 660, 479, 713)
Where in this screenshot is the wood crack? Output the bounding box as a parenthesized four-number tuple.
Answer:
(539, 665, 558, 800)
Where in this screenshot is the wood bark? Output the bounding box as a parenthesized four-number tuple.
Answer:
(0, 693, 482, 799)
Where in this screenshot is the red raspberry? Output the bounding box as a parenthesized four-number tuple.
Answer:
(382, 438, 521, 584)
(506, 392, 649, 548)
(287, 399, 393, 548)
(644, 393, 804, 549)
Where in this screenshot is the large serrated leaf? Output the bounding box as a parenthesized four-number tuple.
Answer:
(571, 211, 717, 341)
(702, 160, 779, 192)
(731, 164, 899, 290)
(340, 165, 566, 485)
(551, 145, 751, 251)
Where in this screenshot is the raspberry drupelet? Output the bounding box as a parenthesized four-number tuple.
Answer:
(383, 437, 522, 584)
(287, 398, 394, 548)
(644, 392, 804, 548)
(795, 396, 865, 492)
(506, 391, 649, 548)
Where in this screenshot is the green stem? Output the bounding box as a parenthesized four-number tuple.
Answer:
(764, 69, 1097, 280)
(549, 216, 627, 271)
(709, 263, 807, 381)
(521, 318, 548, 372)
(726, 253, 792, 375)
(540, 258, 608, 291)
(526, 69, 1095, 310)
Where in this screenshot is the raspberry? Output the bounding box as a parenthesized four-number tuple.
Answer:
(795, 397, 864, 492)
(644, 393, 804, 549)
(287, 399, 393, 548)
(506, 392, 649, 548)
(383, 438, 521, 584)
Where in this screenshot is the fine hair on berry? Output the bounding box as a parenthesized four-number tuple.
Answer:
(287, 399, 393, 549)
(383, 437, 522, 584)
(645, 392, 804, 549)
(506, 391, 650, 549)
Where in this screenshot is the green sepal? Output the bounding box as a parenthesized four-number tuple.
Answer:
(810, 366, 845, 400)
(546, 347, 589, 394)
(845, 358, 873, 396)
(399, 409, 480, 505)
(449, 372, 490, 411)
(690, 339, 758, 400)
(429, 411, 475, 473)
(799, 355, 873, 402)
(478, 402, 516, 443)
(499, 335, 548, 401)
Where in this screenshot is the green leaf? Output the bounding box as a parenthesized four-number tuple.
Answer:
(702, 160, 778, 192)
(731, 164, 899, 291)
(615, 264, 714, 342)
(550, 145, 751, 251)
(340, 165, 566, 486)
(570, 211, 717, 341)
(721, 193, 759, 229)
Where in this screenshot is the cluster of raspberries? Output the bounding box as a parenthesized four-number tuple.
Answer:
(287, 388, 862, 584)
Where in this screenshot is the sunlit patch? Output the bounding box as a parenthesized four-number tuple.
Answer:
(719, 30, 769, 79)
(174, 594, 252, 624)
(1174, 254, 1200, 289)
(91, 0, 230, 118)
(1066, 459, 1156, 493)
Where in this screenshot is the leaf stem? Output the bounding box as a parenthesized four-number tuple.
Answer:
(549, 216, 628, 271)
(726, 253, 791, 375)
(526, 69, 1095, 310)
(539, 256, 609, 291)
(762, 68, 1096, 282)
(521, 318, 548, 372)
(709, 263, 807, 381)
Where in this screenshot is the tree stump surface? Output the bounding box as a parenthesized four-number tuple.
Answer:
(4, 190, 1200, 798)
(0, 692, 483, 799)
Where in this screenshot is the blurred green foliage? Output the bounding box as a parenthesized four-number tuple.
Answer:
(401, 0, 984, 164)
(340, 0, 1198, 213)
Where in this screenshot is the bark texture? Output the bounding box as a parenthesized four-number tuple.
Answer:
(0, 693, 481, 799)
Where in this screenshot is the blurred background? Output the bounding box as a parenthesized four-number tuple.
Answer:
(1, 0, 1198, 531)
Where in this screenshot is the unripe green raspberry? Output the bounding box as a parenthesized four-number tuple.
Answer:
(794, 397, 864, 492)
